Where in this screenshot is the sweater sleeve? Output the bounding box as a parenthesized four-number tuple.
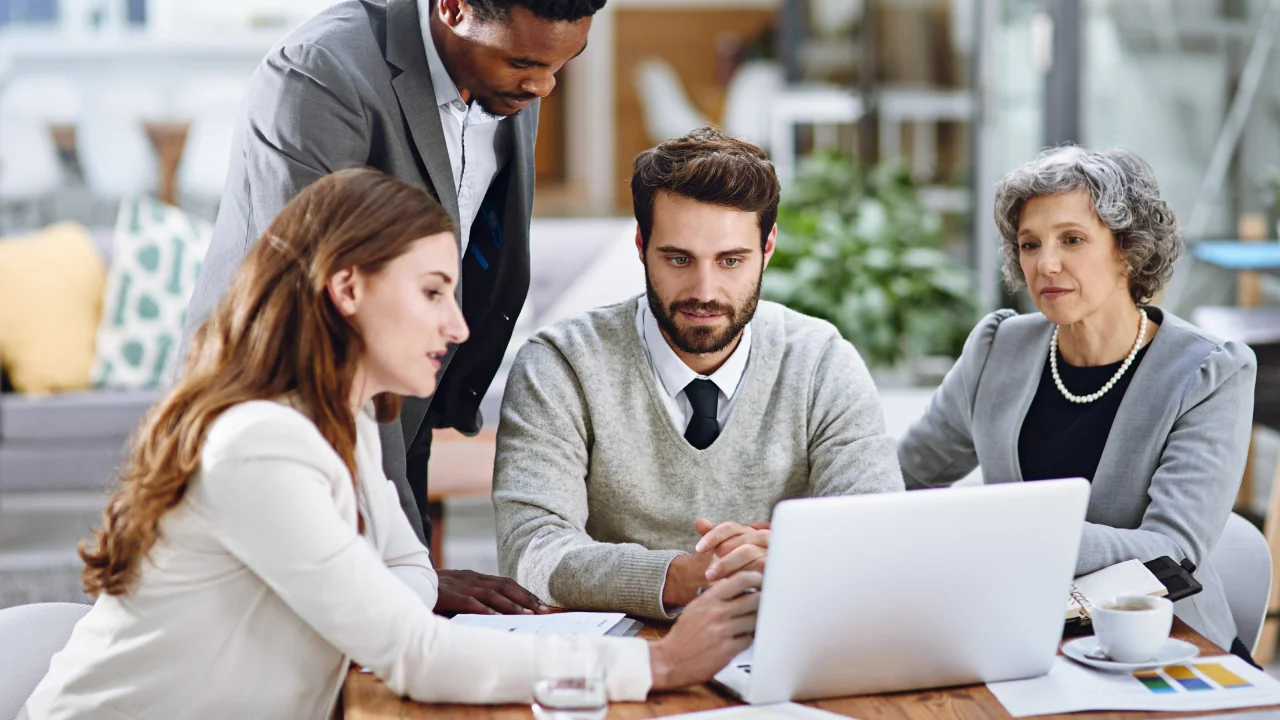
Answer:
(1074, 341, 1257, 575)
(194, 412, 653, 704)
(897, 310, 1015, 488)
(493, 340, 686, 621)
(806, 335, 905, 496)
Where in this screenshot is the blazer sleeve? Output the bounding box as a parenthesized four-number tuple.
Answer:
(184, 40, 372, 337)
(180, 40, 434, 543)
(194, 413, 652, 704)
(376, 473, 439, 608)
(492, 340, 686, 621)
(1075, 341, 1257, 575)
(897, 310, 1015, 488)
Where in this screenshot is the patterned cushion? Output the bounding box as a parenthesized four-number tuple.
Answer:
(91, 197, 212, 390)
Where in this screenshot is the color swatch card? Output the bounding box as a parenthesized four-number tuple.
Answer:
(987, 655, 1280, 717)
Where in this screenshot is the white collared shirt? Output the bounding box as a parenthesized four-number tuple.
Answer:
(634, 296, 752, 434)
(420, 9, 512, 252)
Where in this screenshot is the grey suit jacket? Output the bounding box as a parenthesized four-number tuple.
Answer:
(183, 0, 538, 543)
(898, 307, 1257, 650)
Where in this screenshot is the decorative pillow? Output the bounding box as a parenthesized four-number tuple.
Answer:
(91, 197, 213, 390)
(0, 222, 107, 395)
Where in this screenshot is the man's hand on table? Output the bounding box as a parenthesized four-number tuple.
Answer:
(433, 569, 550, 615)
(662, 520, 770, 610)
(649, 571, 762, 691)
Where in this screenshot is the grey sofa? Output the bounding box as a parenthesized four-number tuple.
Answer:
(0, 228, 156, 494)
(0, 217, 624, 494)
(0, 387, 156, 493)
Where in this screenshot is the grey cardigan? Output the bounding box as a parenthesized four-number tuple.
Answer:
(898, 307, 1257, 650)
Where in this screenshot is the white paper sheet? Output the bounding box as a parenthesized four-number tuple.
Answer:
(987, 655, 1280, 717)
(652, 702, 852, 720)
(450, 611, 627, 635)
(358, 613, 633, 673)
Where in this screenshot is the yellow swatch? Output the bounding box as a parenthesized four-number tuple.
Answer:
(1196, 663, 1251, 688)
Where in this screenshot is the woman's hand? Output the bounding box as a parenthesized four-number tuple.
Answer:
(647, 571, 762, 691)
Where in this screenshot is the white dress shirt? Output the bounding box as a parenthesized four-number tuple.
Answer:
(420, 9, 512, 252)
(635, 296, 752, 435)
(22, 400, 651, 719)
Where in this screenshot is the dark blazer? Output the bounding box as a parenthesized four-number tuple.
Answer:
(898, 307, 1257, 649)
(183, 0, 537, 542)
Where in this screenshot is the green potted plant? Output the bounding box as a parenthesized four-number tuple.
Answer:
(763, 152, 976, 378)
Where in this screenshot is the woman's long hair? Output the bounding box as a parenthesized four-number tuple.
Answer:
(81, 168, 454, 596)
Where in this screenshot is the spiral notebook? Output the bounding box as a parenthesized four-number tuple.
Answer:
(1066, 558, 1169, 621)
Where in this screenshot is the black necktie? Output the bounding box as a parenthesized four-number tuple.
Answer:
(683, 379, 720, 450)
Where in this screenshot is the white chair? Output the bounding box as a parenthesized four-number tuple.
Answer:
(633, 58, 710, 144)
(77, 82, 166, 201)
(720, 60, 784, 152)
(0, 602, 91, 720)
(1209, 512, 1272, 654)
(175, 75, 248, 205)
(0, 77, 81, 221)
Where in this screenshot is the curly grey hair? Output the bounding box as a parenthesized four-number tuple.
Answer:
(993, 146, 1183, 304)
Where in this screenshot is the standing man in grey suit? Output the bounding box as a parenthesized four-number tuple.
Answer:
(184, 0, 601, 614)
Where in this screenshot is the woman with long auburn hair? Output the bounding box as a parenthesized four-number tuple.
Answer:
(21, 168, 761, 719)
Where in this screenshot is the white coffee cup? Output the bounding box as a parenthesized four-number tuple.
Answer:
(1090, 595, 1174, 663)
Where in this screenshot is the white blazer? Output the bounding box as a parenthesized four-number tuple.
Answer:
(23, 400, 651, 719)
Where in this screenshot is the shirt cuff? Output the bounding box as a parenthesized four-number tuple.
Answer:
(598, 636, 653, 701)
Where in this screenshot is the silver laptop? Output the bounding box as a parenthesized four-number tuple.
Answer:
(714, 478, 1090, 704)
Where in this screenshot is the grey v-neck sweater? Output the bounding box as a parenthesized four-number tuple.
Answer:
(493, 298, 904, 619)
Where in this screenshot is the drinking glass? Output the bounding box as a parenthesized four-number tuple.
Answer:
(532, 635, 607, 720)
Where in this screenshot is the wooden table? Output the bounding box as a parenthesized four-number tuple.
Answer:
(344, 619, 1274, 720)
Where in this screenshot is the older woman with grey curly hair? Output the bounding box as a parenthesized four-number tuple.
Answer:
(897, 146, 1257, 657)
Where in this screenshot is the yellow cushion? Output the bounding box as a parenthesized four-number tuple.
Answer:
(0, 222, 106, 395)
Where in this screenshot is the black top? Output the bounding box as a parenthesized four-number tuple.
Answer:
(1018, 343, 1151, 483)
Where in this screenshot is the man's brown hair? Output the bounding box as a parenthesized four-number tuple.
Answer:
(631, 126, 780, 252)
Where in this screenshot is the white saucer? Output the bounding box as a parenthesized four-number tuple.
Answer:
(1062, 637, 1199, 673)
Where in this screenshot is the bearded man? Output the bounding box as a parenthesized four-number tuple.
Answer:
(491, 127, 904, 619)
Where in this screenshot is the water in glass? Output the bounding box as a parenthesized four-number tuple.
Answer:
(533, 635, 607, 720)
(532, 676, 607, 720)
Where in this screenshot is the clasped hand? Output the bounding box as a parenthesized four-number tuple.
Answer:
(663, 519, 769, 609)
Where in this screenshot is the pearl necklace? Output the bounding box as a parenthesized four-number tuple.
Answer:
(1050, 309, 1148, 404)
